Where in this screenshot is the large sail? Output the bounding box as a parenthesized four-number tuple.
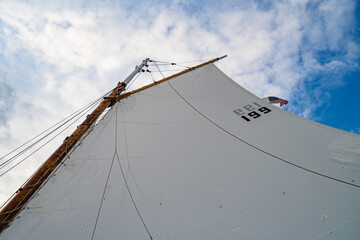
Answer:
(1, 63, 359, 239)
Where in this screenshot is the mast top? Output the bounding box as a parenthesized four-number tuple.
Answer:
(122, 58, 150, 87)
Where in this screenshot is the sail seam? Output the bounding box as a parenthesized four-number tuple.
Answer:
(165, 81, 360, 189)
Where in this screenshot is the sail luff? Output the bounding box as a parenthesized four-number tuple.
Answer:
(0, 83, 124, 232)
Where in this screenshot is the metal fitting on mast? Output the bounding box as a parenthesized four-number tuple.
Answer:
(106, 58, 150, 106)
(122, 58, 150, 87)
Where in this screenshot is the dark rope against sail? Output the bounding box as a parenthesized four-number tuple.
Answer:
(164, 73, 360, 189)
(90, 152, 116, 240)
(113, 103, 153, 240)
(90, 102, 153, 240)
(115, 152, 153, 240)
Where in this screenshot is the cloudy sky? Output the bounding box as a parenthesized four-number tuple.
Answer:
(0, 0, 359, 203)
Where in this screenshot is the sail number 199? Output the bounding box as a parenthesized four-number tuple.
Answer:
(233, 102, 271, 122)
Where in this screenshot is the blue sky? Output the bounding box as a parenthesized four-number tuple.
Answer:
(308, 1, 360, 133)
(0, 0, 359, 202)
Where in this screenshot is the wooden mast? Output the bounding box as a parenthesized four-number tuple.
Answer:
(0, 55, 227, 232)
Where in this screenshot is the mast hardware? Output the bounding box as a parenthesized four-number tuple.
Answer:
(106, 58, 150, 107)
(123, 58, 150, 86)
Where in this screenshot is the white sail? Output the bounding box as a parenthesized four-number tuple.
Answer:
(1, 63, 359, 239)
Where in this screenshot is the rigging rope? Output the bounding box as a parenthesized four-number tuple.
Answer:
(90, 152, 116, 240)
(164, 74, 360, 189)
(114, 102, 153, 240)
(0, 102, 99, 178)
(0, 89, 114, 220)
(151, 60, 190, 69)
(150, 69, 187, 72)
(0, 89, 112, 163)
(90, 100, 153, 240)
(0, 92, 105, 163)
(125, 71, 142, 92)
(151, 58, 212, 65)
(115, 152, 153, 240)
(0, 118, 99, 217)
(0, 102, 97, 170)
(149, 71, 156, 83)
(152, 61, 166, 79)
(0, 89, 112, 175)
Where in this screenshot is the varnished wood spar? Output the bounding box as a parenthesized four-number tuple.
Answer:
(0, 55, 226, 233)
(0, 83, 125, 232)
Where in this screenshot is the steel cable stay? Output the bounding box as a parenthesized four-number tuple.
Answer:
(0, 104, 96, 171)
(150, 60, 191, 70)
(149, 71, 156, 83)
(0, 93, 105, 167)
(124, 71, 142, 92)
(0, 116, 98, 210)
(150, 58, 212, 65)
(152, 61, 166, 79)
(0, 89, 112, 163)
(0, 102, 108, 221)
(0, 89, 113, 174)
(150, 69, 188, 72)
(150, 58, 216, 71)
(0, 91, 112, 214)
(0, 102, 101, 178)
(0, 126, 85, 220)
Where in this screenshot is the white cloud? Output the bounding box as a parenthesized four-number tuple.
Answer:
(0, 0, 358, 204)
